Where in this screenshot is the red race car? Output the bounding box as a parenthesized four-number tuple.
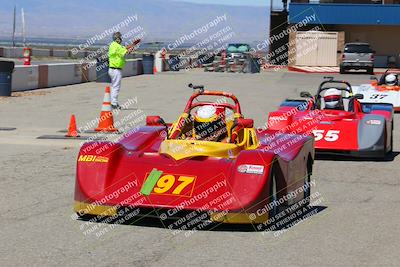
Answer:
(268, 78, 394, 158)
(74, 85, 314, 225)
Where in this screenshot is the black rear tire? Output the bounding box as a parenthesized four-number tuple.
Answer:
(304, 167, 311, 206)
(381, 122, 391, 159)
(268, 172, 278, 220)
(390, 121, 394, 154)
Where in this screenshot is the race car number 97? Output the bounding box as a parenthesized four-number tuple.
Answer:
(153, 175, 195, 195)
(312, 130, 340, 142)
(141, 169, 196, 197)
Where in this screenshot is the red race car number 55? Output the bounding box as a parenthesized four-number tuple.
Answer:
(312, 130, 340, 142)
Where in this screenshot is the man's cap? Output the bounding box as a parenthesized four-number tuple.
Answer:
(113, 32, 122, 41)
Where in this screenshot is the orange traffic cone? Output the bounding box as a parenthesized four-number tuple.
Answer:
(66, 114, 80, 137)
(95, 87, 118, 132)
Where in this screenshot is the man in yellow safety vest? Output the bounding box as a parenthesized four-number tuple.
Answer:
(108, 32, 137, 109)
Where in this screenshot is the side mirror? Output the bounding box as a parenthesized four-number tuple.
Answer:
(236, 118, 254, 128)
(188, 83, 204, 93)
(354, 94, 364, 100)
(300, 91, 313, 98)
(146, 116, 165, 126)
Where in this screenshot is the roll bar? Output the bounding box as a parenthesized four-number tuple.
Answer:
(317, 78, 353, 96)
(184, 84, 242, 114)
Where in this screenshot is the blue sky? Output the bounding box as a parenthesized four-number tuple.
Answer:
(0, 0, 271, 40)
(174, 0, 272, 6)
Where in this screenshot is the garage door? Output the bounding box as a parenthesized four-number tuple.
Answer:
(296, 31, 338, 67)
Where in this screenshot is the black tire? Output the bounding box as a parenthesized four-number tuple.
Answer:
(268, 171, 278, 220)
(367, 67, 374, 75)
(304, 166, 311, 207)
(389, 121, 394, 154)
(76, 212, 95, 221)
(381, 122, 390, 159)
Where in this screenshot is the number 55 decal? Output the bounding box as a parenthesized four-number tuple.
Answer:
(312, 130, 340, 142)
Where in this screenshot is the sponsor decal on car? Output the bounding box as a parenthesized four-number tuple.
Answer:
(78, 155, 109, 163)
(237, 164, 265, 175)
(365, 119, 382, 125)
(269, 116, 286, 121)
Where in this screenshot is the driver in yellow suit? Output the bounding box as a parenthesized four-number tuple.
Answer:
(192, 105, 228, 142)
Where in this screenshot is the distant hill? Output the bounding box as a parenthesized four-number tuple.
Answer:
(0, 0, 269, 43)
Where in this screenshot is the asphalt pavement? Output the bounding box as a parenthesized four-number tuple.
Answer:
(0, 69, 399, 266)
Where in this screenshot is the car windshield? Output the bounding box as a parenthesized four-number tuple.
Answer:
(345, 45, 373, 53)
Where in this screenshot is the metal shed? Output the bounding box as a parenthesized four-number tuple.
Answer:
(288, 31, 345, 67)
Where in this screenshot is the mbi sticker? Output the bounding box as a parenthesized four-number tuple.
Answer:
(237, 164, 265, 175)
(78, 155, 109, 163)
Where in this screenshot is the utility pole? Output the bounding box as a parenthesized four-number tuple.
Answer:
(21, 8, 26, 46)
(12, 5, 16, 47)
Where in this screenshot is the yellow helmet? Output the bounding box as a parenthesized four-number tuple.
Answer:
(194, 105, 225, 140)
(195, 105, 218, 123)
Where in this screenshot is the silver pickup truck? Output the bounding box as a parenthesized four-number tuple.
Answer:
(340, 43, 375, 74)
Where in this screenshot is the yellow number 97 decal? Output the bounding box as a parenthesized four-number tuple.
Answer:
(152, 174, 195, 196)
(154, 175, 175, 194)
(172, 176, 195, 195)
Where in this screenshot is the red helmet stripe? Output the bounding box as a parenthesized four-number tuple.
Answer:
(324, 95, 341, 102)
